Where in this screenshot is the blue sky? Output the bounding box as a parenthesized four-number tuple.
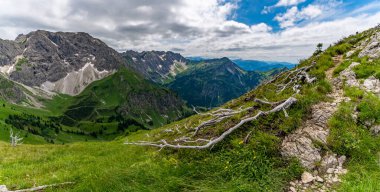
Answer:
(0, 0, 379, 62)
(230, 0, 379, 31)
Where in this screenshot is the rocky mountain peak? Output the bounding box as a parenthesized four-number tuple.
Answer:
(122, 50, 188, 83)
(0, 30, 126, 95)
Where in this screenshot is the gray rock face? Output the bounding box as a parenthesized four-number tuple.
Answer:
(0, 75, 26, 104)
(0, 39, 22, 65)
(359, 31, 380, 58)
(363, 76, 380, 94)
(122, 50, 188, 83)
(339, 62, 360, 87)
(281, 102, 334, 169)
(1, 30, 125, 87)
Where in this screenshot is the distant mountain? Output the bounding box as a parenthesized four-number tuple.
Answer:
(122, 50, 188, 83)
(0, 30, 125, 95)
(59, 68, 189, 128)
(166, 57, 279, 107)
(233, 59, 296, 72)
(0, 30, 190, 139)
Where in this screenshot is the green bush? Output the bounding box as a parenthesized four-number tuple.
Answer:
(357, 94, 380, 125)
(353, 59, 380, 79)
(344, 86, 365, 101)
(326, 43, 352, 56)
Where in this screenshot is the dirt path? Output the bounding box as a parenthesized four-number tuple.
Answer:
(282, 55, 349, 192)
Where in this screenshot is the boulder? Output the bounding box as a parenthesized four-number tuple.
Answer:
(0, 185, 8, 192)
(319, 154, 338, 173)
(363, 76, 380, 94)
(301, 172, 315, 183)
(370, 125, 380, 136)
(338, 155, 346, 167)
(281, 135, 322, 169)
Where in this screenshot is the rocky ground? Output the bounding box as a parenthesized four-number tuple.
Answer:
(282, 56, 350, 192)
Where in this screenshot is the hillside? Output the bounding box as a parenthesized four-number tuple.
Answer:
(0, 31, 191, 143)
(56, 68, 190, 128)
(0, 26, 379, 191)
(122, 52, 280, 108)
(166, 57, 278, 107)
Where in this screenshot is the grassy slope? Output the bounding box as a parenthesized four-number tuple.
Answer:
(0, 68, 190, 145)
(47, 68, 189, 128)
(0, 50, 333, 191)
(326, 28, 380, 191)
(0, 27, 379, 191)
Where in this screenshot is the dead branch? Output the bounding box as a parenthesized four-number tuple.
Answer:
(1, 182, 74, 192)
(276, 66, 315, 93)
(253, 98, 284, 106)
(125, 97, 297, 150)
(10, 129, 23, 147)
(193, 115, 230, 136)
(125, 64, 314, 150)
(243, 131, 253, 144)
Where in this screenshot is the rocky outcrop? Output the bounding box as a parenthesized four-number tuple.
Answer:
(282, 56, 350, 192)
(0, 39, 22, 66)
(0, 30, 125, 95)
(281, 102, 335, 169)
(359, 31, 380, 58)
(338, 62, 360, 87)
(122, 50, 188, 83)
(290, 155, 347, 192)
(41, 62, 114, 95)
(363, 76, 380, 95)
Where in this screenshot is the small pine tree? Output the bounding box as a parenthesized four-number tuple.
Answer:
(313, 43, 323, 55)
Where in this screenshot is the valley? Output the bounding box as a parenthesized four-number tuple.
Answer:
(0, 6, 379, 192)
(0, 30, 279, 145)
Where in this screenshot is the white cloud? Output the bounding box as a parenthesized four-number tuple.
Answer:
(275, 6, 300, 28)
(275, 0, 306, 7)
(0, 0, 379, 63)
(275, 1, 341, 29)
(250, 23, 272, 33)
(301, 5, 323, 18)
(262, 0, 305, 14)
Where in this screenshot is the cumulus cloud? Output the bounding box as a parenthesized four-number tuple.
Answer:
(275, 0, 306, 7)
(274, 0, 341, 28)
(0, 0, 379, 62)
(275, 5, 323, 28)
(262, 0, 306, 14)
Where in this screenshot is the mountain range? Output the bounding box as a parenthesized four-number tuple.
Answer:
(0, 30, 287, 142)
(232, 59, 296, 72)
(123, 51, 286, 107)
(1, 23, 380, 192)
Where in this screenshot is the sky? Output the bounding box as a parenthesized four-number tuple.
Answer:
(0, 0, 379, 63)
